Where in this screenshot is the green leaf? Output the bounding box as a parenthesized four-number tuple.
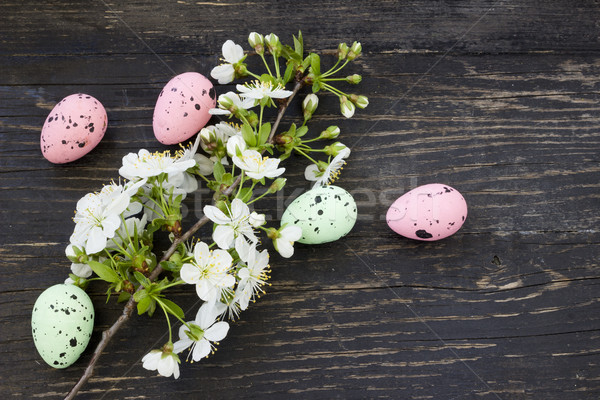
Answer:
(136, 295, 153, 315)
(310, 53, 321, 76)
(283, 63, 294, 83)
(312, 80, 321, 93)
(88, 260, 120, 283)
(133, 288, 148, 302)
(237, 187, 253, 203)
(259, 122, 271, 145)
(296, 126, 308, 138)
(260, 73, 275, 85)
(207, 180, 221, 191)
(241, 123, 257, 147)
(117, 291, 131, 303)
(294, 32, 303, 57)
(159, 260, 180, 272)
(160, 298, 185, 321)
(222, 172, 234, 186)
(213, 161, 225, 183)
(133, 271, 150, 287)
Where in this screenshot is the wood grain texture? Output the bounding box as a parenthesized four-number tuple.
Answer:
(1, 0, 600, 399)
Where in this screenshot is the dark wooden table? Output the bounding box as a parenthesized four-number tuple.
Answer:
(2, 1, 600, 399)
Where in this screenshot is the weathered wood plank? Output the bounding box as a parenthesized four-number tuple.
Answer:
(2, 0, 600, 399)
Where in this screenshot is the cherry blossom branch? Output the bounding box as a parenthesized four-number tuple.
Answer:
(65, 79, 303, 400)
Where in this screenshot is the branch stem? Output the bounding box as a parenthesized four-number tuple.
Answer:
(65, 79, 303, 400)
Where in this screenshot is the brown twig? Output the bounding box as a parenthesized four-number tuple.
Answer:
(65, 80, 304, 399)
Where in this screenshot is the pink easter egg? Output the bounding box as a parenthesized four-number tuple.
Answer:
(40, 94, 107, 164)
(153, 72, 216, 145)
(386, 183, 468, 241)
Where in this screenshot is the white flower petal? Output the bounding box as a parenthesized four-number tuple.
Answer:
(173, 338, 193, 354)
(180, 263, 200, 284)
(211, 64, 235, 85)
(192, 339, 211, 361)
(213, 225, 235, 249)
(222, 40, 244, 64)
(204, 321, 229, 342)
(203, 205, 231, 225)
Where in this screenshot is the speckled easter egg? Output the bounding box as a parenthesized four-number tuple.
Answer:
(153, 72, 216, 144)
(386, 183, 467, 241)
(40, 93, 107, 163)
(31, 284, 94, 369)
(281, 185, 357, 244)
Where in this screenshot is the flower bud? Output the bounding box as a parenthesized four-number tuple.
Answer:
(347, 41, 362, 61)
(268, 177, 287, 193)
(350, 94, 369, 109)
(274, 134, 293, 146)
(247, 110, 259, 127)
(325, 141, 349, 156)
(248, 32, 264, 49)
(265, 33, 281, 56)
(346, 74, 362, 84)
(318, 125, 341, 140)
(337, 42, 349, 60)
(226, 135, 247, 157)
(217, 93, 235, 111)
(249, 211, 266, 228)
(266, 227, 280, 240)
(339, 95, 355, 118)
(302, 93, 319, 120)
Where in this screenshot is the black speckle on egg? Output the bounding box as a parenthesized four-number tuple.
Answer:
(195, 104, 201, 110)
(70, 338, 78, 347)
(61, 140, 67, 144)
(89, 126, 94, 133)
(202, 89, 207, 96)
(183, 112, 188, 117)
(71, 294, 77, 300)
(318, 210, 323, 216)
(60, 352, 66, 358)
(72, 122, 78, 127)
(416, 230, 433, 239)
(48, 117, 53, 123)
(53, 361, 59, 366)
(190, 96, 194, 101)
(78, 142, 85, 148)
(171, 87, 177, 92)
(314, 196, 322, 203)
(209, 87, 216, 99)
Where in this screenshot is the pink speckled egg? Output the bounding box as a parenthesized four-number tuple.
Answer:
(386, 183, 468, 241)
(153, 72, 216, 145)
(40, 94, 107, 164)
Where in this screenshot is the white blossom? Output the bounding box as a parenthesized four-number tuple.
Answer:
(70, 181, 145, 254)
(273, 225, 302, 258)
(236, 80, 293, 100)
(210, 40, 245, 84)
(232, 149, 285, 180)
(203, 199, 258, 255)
(180, 241, 235, 302)
(304, 147, 351, 188)
(141, 350, 180, 379)
(236, 245, 270, 310)
(173, 302, 229, 361)
(209, 91, 256, 116)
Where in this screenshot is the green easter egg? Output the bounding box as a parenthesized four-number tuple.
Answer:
(281, 185, 357, 244)
(31, 284, 94, 369)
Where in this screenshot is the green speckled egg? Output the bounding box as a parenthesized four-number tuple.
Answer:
(31, 284, 94, 369)
(281, 185, 357, 244)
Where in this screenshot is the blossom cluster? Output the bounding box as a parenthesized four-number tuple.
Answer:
(63, 31, 366, 380)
